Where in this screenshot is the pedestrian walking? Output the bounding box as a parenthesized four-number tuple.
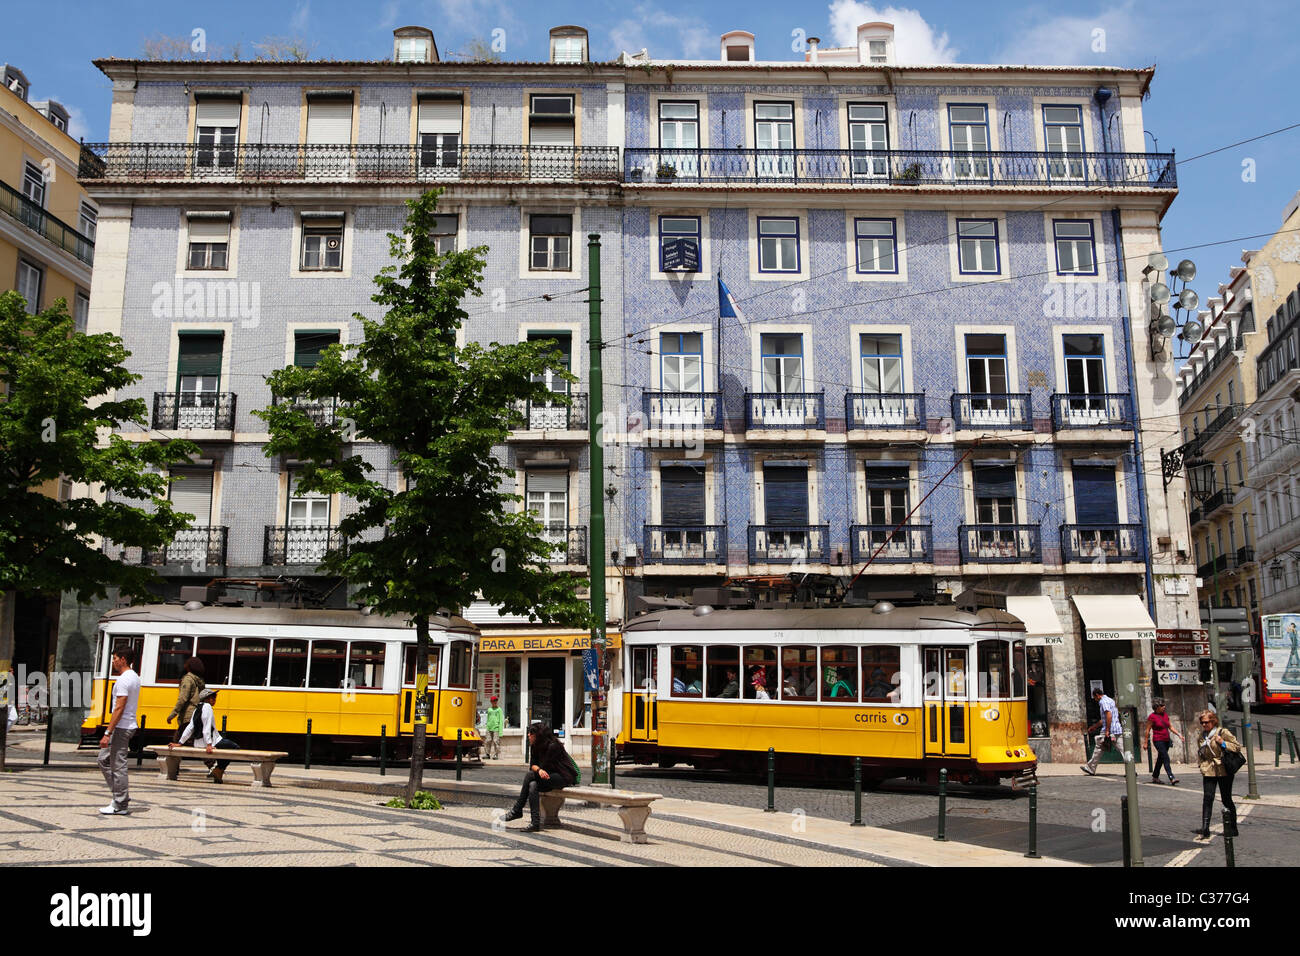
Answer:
(1080, 686, 1120, 775)
(1144, 697, 1183, 785)
(502, 722, 577, 832)
(1194, 709, 1242, 841)
(484, 695, 504, 760)
(97, 646, 140, 815)
(171, 688, 240, 782)
(165, 657, 206, 743)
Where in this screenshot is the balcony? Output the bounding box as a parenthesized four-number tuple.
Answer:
(1060, 524, 1145, 563)
(1189, 505, 1204, 527)
(1197, 553, 1234, 579)
(643, 525, 727, 564)
(642, 392, 723, 431)
(1237, 546, 1256, 566)
(513, 392, 588, 432)
(263, 526, 346, 566)
(272, 393, 339, 428)
(844, 393, 926, 431)
(107, 527, 229, 570)
(0, 180, 95, 266)
(744, 393, 825, 430)
(950, 393, 1031, 430)
(623, 147, 1176, 189)
(1197, 404, 1243, 450)
(1204, 487, 1235, 518)
(958, 524, 1042, 564)
(1050, 393, 1133, 431)
(541, 526, 587, 566)
(850, 524, 932, 564)
(152, 392, 237, 431)
(749, 525, 831, 564)
(79, 142, 622, 185)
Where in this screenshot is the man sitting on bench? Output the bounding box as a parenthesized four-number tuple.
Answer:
(171, 688, 241, 783)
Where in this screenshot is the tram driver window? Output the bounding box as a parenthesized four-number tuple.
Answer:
(271, 639, 308, 687)
(671, 645, 703, 696)
(157, 635, 195, 683)
(448, 641, 474, 689)
(822, 646, 859, 700)
(1012, 640, 1027, 698)
(977, 639, 1010, 699)
(706, 645, 740, 698)
(861, 645, 902, 702)
(781, 647, 817, 700)
(309, 640, 346, 689)
(744, 646, 777, 699)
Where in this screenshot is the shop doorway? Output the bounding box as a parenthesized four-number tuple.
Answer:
(528, 657, 566, 734)
(1081, 637, 1130, 764)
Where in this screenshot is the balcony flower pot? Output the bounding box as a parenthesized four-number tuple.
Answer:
(893, 162, 923, 185)
(656, 163, 677, 182)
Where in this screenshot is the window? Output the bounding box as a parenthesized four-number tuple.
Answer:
(22, 161, 45, 206)
(74, 292, 90, 334)
(867, 40, 888, 63)
(16, 260, 41, 314)
(529, 94, 575, 150)
(429, 214, 458, 255)
(417, 96, 462, 172)
(294, 330, 339, 369)
(660, 332, 703, 392)
(1236, 450, 1244, 486)
(744, 646, 777, 699)
(761, 333, 803, 392)
(395, 36, 431, 62)
(526, 471, 569, 549)
(186, 215, 230, 270)
(847, 104, 889, 177)
(659, 216, 701, 273)
(552, 35, 584, 63)
(754, 102, 795, 177)
(196, 637, 232, 686)
(854, 218, 897, 273)
(232, 638, 270, 686)
(1043, 106, 1084, 180)
(978, 640, 1011, 699)
(705, 645, 741, 698)
(176, 332, 223, 426)
(1063, 334, 1105, 418)
(658, 102, 699, 150)
(403, 645, 442, 686)
(757, 217, 799, 272)
(670, 645, 704, 696)
(448, 640, 474, 688)
(300, 219, 343, 271)
(308, 641, 346, 689)
(860, 334, 903, 393)
(861, 646, 902, 702)
(194, 96, 240, 170)
(781, 647, 817, 700)
(966, 333, 1008, 400)
(157, 636, 195, 683)
(660, 464, 705, 543)
(948, 105, 990, 178)
(957, 219, 999, 274)
(973, 462, 1017, 525)
(865, 463, 909, 526)
(822, 646, 858, 700)
(79, 203, 97, 241)
(529, 214, 572, 271)
(1053, 220, 1096, 275)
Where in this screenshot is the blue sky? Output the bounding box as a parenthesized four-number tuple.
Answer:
(8, 0, 1298, 291)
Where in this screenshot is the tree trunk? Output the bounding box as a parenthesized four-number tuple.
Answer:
(405, 615, 430, 803)
(0, 589, 17, 772)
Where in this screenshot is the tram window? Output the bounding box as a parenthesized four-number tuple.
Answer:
(270, 640, 308, 687)
(197, 636, 232, 686)
(861, 645, 902, 702)
(977, 639, 1010, 699)
(403, 645, 442, 686)
(447, 641, 474, 689)
(1012, 640, 1027, 698)
(781, 647, 818, 700)
(705, 645, 740, 698)
(308, 640, 347, 689)
(231, 639, 270, 686)
(822, 646, 859, 701)
(157, 635, 195, 683)
(107, 636, 145, 677)
(670, 645, 703, 696)
(743, 646, 777, 699)
(348, 642, 386, 690)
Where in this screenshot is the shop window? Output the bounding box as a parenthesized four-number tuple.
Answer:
(705, 645, 740, 698)
(671, 645, 704, 696)
(1027, 646, 1048, 737)
(822, 646, 858, 700)
(781, 646, 817, 700)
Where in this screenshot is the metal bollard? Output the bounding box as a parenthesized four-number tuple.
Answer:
(1276, 731, 1283, 768)
(43, 708, 53, 766)
(851, 757, 864, 827)
(456, 729, 463, 781)
(1257, 720, 1264, 751)
(765, 748, 775, 812)
(1121, 796, 1131, 868)
(305, 718, 312, 770)
(221, 714, 227, 733)
(1289, 730, 1298, 764)
(1222, 810, 1235, 868)
(380, 725, 387, 776)
(609, 745, 617, 789)
(935, 769, 948, 842)
(1025, 785, 1040, 859)
(136, 715, 146, 767)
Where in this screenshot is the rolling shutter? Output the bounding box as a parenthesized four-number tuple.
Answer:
(306, 97, 353, 145)
(763, 463, 809, 525)
(170, 470, 213, 526)
(972, 462, 1015, 498)
(661, 464, 705, 526)
(177, 333, 224, 377)
(187, 218, 230, 243)
(195, 96, 241, 127)
(525, 471, 568, 495)
(417, 98, 462, 134)
(294, 330, 340, 368)
(863, 462, 909, 489)
(530, 122, 574, 147)
(1072, 464, 1119, 524)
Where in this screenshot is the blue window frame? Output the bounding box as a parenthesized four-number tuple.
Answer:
(957, 219, 1000, 275)
(1042, 105, 1085, 180)
(659, 216, 701, 273)
(761, 333, 803, 392)
(757, 217, 800, 273)
(660, 331, 704, 392)
(1053, 220, 1097, 275)
(854, 218, 898, 274)
(948, 104, 990, 179)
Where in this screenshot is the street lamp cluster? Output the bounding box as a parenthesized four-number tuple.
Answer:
(1144, 253, 1201, 360)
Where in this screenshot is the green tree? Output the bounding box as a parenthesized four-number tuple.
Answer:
(257, 190, 591, 799)
(0, 293, 199, 769)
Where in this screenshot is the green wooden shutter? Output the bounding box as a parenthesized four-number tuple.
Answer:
(176, 333, 224, 385)
(294, 330, 340, 368)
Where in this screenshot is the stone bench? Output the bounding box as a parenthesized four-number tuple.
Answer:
(538, 786, 662, 844)
(146, 745, 290, 788)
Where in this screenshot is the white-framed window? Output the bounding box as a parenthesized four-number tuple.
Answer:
(194, 95, 241, 170)
(74, 291, 90, 334)
(395, 36, 431, 62)
(529, 94, 575, 149)
(301, 219, 344, 271)
(529, 214, 572, 271)
(867, 40, 888, 64)
(1043, 105, 1085, 180)
(966, 333, 1009, 398)
(847, 103, 888, 177)
(957, 219, 1000, 274)
(430, 214, 458, 255)
(754, 101, 795, 178)
(552, 36, 585, 63)
(658, 101, 700, 177)
(1053, 220, 1097, 275)
(22, 161, 45, 206)
(17, 260, 42, 314)
(761, 333, 804, 392)
(79, 203, 97, 240)
(757, 217, 799, 273)
(854, 218, 897, 273)
(948, 105, 990, 179)
(187, 215, 231, 270)
(860, 333, 904, 393)
(417, 96, 462, 173)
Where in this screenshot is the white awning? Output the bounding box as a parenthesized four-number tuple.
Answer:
(1071, 594, 1158, 641)
(1007, 595, 1064, 647)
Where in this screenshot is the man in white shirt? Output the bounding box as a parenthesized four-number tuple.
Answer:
(98, 646, 141, 814)
(171, 687, 240, 782)
(1081, 686, 1122, 775)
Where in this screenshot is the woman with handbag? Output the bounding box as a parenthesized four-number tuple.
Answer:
(1194, 709, 1243, 841)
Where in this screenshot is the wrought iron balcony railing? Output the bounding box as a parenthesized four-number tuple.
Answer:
(1060, 523, 1145, 563)
(748, 524, 831, 564)
(643, 525, 727, 564)
(642, 392, 723, 430)
(79, 142, 622, 184)
(152, 392, 237, 430)
(951, 393, 1032, 430)
(844, 392, 926, 430)
(513, 391, 588, 431)
(1198, 404, 1243, 446)
(264, 525, 347, 566)
(1204, 487, 1235, 517)
(271, 393, 339, 428)
(105, 527, 229, 569)
(540, 525, 587, 566)
(1050, 393, 1133, 430)
(1189, 505, 1204, 526)
(1237, 546, 1256, 566)
(958, 524, 1042, 563)
(850, 523, 932, 564)
(744, 393, 825, 430)
(624, 147, 1176, 188)
(0, 180, 95, 266)
(1197, 553, 1233, 579)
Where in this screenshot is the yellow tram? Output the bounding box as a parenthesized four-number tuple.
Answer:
(616, 601, 1037, 785)
(83, 603, 481, 759)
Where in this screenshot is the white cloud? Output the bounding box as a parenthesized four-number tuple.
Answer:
(996, 1, 1147, 66)
(826, 0, 958, 64)
(291, 0, 311, 33)
(377, 0, 401, 30)
(609, 4, 713, 59)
